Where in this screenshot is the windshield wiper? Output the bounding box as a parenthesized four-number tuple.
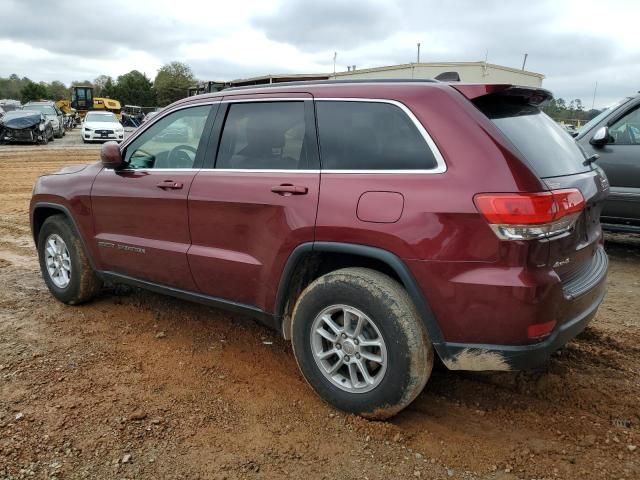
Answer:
(583, 153, 600, 166)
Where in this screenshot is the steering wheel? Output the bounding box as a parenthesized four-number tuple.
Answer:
(167, 145, 197, 168)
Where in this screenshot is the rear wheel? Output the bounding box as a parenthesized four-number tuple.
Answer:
(37, 215, 102, 304)
(291, 267, 433, 419)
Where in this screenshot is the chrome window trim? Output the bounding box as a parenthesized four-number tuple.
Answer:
(220, 97, 311, 103)
(116, 97, 447, 174)
(104, 168, 202, 173)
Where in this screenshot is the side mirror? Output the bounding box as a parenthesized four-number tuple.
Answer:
(101, 141, 124, 169)
(590, 126, 610, 147)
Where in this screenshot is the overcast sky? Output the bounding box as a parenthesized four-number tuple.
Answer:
(1, 0, 638, 108)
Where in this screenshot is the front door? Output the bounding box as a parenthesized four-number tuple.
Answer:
(597, 104, 640, 224)
(91, 104, 216, 289)
(187, 96, 320, 312)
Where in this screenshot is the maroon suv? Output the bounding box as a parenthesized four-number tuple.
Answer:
(30, 80, 609, 418)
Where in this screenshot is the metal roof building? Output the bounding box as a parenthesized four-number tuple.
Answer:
(330, 62, 545, 87)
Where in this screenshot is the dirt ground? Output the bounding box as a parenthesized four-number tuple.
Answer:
(0, 146, 638, 480)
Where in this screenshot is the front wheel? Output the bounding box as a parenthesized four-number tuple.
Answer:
(291, 267, 433, 419)
(37, 215, 102, 304)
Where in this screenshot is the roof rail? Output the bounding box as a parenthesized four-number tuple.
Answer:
(223, 78, 439, 92)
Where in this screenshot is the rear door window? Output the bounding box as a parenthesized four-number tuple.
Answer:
(475, 97, 589, 178)
(216, 101, 309, 170)
(315, 101, 438, 170)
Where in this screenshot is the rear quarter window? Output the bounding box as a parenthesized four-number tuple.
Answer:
(315, 101, 438, 170)
(475, 97, 589, 178)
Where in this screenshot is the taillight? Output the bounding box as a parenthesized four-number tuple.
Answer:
(474, 189, 585, 240)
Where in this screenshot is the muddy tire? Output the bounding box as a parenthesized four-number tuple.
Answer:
(37, 215, 102, 305)
(291, 267, 433, 419)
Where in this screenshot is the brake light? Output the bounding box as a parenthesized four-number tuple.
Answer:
(474, 189, 585, 240)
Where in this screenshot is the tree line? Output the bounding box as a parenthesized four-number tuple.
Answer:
(0, 61, 196, 107)
(542, 98, 601, 125)
(1, 66, 605, 124)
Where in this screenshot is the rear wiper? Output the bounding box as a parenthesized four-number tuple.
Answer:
(583, 153, 599, 166)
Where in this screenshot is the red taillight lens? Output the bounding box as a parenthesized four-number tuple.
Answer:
(527, 320, 557, 340)
(474, 189, 585, 240)
(473, 192, 557, 225)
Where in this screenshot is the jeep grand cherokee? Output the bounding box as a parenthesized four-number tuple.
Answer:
(30, 80, 609, 418)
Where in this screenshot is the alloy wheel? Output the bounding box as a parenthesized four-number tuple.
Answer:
(44, 234, 71, 288)
(310, 304, 387, 393)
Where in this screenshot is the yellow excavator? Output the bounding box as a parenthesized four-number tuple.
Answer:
(56, 86, 122, 122)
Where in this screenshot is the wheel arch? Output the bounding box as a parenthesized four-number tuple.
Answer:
(276, 241, 446, 350)
(31, 202, 97, 269)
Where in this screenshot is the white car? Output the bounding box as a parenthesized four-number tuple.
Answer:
(82, 111, 124, 143)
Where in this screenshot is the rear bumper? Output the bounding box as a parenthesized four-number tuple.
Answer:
(408, 245, 609, 371)
(438, 285, 605, 371)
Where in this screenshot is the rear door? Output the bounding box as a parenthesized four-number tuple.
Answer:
(91, 103, 217, 289)
(187, 94, 320, 311)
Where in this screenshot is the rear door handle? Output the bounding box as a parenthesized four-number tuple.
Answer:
(156, 180, 183, 190)
(271, 184, 308, 196)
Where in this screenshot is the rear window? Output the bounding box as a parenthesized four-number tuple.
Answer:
(316, 101, 438, 170)
(475, 97, 589, 178)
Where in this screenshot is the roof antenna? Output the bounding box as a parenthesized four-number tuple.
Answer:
(417, 42, 421, 63)
(521, 53, 528, 70)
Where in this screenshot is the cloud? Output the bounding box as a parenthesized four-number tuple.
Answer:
(0, 0, 637, 108)
(0, 0, 208, 58)
(253, 0, 397, 52)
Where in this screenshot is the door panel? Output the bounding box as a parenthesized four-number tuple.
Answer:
(91, 169, 199, 289)
(188, 171, 319, 309)
(187, 97, 319, 312)
(594, 104, 640, 222)
(90, 103, 216, 289)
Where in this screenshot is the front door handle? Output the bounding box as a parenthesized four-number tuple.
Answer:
(156, 180, 183, 190)
(271, 184, 308, 196)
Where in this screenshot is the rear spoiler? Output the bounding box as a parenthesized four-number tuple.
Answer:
(452, 84, 553, 106)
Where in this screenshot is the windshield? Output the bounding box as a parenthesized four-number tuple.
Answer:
(85, 113, 118, 123)
(25, 105, 56, 115)
(475, 96, 590, 178)
(577, 97, 633, 136)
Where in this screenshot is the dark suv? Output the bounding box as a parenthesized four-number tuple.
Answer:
(30, 80, 609, 418)
(574, 93, 640, 232)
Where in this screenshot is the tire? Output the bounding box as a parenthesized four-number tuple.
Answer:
(40, 134, 48, 145)
(291, 267, 433, 419)
(37, 215, 102, 304)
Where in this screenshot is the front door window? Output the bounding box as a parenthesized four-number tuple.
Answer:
(124, 105, 211, 169)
